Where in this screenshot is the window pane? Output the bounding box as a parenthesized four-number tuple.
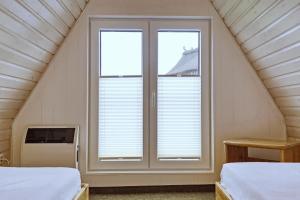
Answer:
(99, 78, 143, 159)
(157, 80, 201, 158)
(158, 32, 200, 76)
(157, 31, 201, 159)
(100, 31, 142, 76)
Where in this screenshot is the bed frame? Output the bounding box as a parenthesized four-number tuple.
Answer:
(215, 182, 231, 200)
(74, 183, 89, 200)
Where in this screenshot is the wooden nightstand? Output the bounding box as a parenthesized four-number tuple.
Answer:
(224, 138, 300, 163)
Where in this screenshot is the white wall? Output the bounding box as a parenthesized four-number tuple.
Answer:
(12, 0, 286, 186)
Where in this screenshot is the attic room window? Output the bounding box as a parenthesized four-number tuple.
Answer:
(89, 19, 211, 171)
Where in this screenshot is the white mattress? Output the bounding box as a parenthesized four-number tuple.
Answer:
(0, 167, 81, 200)
(220, 162, 300, 200)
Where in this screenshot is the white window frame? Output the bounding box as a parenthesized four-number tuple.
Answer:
(89, 17, 212, 172)
(89, 19, 149, 170)
(149, 20, 211, 169)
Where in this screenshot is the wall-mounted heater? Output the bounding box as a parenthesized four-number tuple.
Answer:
(21, 125, 79, 168)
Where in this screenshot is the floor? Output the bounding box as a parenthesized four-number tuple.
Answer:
(90, 192, 215, 200)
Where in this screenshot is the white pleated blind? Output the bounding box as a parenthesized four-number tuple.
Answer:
(157, 77, 201, 159)
(98, 77, 143, 159)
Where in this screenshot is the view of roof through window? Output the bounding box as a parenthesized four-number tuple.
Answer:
(100, 31, 200, 76)
(158, 31, 200, 76)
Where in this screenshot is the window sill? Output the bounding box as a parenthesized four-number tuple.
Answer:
(85, 168, 214, 175)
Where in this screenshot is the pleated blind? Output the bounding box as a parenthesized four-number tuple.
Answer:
(157, 77, 201, 159)
(98, 77, 143, 159)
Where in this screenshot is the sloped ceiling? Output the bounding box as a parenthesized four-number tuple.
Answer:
(0, 0, 88, 157)
(212, 0, 300, 138)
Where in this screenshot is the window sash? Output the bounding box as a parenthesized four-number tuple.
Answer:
(89, 20, 149, 170)
(149, 20, 211, 169)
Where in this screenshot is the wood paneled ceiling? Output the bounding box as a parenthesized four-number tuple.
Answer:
(212, 0, 300, 138)
(0, 0, 88, 157)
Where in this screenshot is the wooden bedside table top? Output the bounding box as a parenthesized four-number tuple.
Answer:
(224, 138, 300, 150)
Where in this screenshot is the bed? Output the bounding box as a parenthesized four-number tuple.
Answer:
(0, 167, 89, 200)
(216, 162, 300, 200)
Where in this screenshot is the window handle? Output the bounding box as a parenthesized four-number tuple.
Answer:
(152, 92, 156, 108)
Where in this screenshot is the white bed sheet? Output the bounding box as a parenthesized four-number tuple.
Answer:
(0, 167, 81, 200)
(220, 162, 300, 200)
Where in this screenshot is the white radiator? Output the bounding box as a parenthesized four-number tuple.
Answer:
(21, 125, 79, 168)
